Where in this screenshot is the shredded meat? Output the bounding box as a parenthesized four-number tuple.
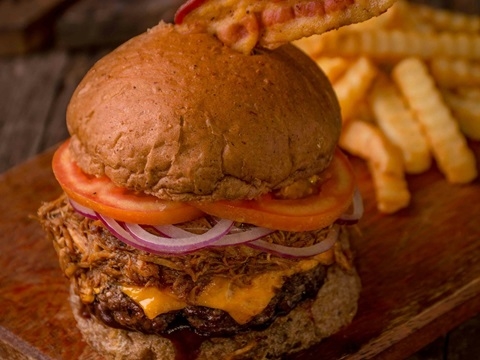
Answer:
(38, 195, 353, 336)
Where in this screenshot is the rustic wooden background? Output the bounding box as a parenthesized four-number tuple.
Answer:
(0, 0, 479, 359)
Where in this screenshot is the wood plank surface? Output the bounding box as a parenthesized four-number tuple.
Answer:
(0, 50, 104, 174)
(0, 142, 478, 359)
(0, 0, 75, 55)
(0, 51, 67, 171)
(55, 0, 183, 49)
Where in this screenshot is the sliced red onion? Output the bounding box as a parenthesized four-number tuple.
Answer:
(337, 188, 363, 224)
(153, 224, 192, 238)
(124, 219, 234, 254)
(248, 226, 339, 258)
(155, 223, 275, 247)
(68, 197, 342, 257)
(213, 227, 275, 246)
(69, 199, 98, 220)
(96, 213, 158, 254)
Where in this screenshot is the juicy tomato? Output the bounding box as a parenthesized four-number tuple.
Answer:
(52, 140, 205, 225)
(189, 149, 356, 232)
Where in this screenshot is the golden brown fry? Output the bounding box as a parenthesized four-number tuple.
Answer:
(430, 58, 480, 87)
(353, 100, 375, 123)
(392, 57, 478, 184)
(314, 57, 350, 83)
(297, 2, 480, 213)
(314, 29, 480, 61)
(369, 75, 431, 174)
(292, 34, 324, 58)
(339, 119, 402, 174)
(339, 119, 410, 213)
(332, 57, 377, 121)
(344, 0, 410, 31)
(442, 88, 480, 140)
(368, 166, 412, 214)
(455, 85, 480, 101)
(410, 2, 480, 33)
(350, 0, 434, 33)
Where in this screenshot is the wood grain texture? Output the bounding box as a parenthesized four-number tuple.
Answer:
(0, 0, 75, 55)
(0, 51, 67, 172)
(0, 50, 104, 173)
(55, 0, 184, 49)
(0, 143, 478, 360)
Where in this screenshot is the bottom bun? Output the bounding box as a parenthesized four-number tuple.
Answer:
(70, 263, 361, 360)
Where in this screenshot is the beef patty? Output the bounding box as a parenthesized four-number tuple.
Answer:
(86, 263, 326, 337)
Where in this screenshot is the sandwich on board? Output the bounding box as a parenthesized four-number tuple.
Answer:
(38, 1, 395, 359)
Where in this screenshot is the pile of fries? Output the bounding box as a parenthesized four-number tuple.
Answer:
(294, 0, 480, 214)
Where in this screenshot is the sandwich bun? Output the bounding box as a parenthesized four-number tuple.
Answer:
(66, 22, 341, 202)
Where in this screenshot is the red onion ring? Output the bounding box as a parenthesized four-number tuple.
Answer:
(213, 226, 275, 246)
(337, 188, 363, 224)
(68, 196, 345, 257)
(124, 219, 234, 254)
(248, 226, 339, 258)
(69, 199, 98, 220)
(153, 224, 192, 238)
(96, 213, 158, 254)
(154, 223, 275, 247)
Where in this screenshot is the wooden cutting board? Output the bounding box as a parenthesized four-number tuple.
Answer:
(1, 143, 479, 360)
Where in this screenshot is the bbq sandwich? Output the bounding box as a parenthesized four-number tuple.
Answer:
(38, 19, 365, 360)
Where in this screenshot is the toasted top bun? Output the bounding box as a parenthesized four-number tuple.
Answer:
(67, 22, 341, 201)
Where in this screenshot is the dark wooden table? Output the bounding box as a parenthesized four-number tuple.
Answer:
(1, 0, 479, 359)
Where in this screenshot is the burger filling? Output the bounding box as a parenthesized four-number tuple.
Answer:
(38, 196, 355, 337)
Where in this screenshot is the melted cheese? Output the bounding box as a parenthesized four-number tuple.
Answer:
(122, 286, 187, 319)
(121, 249, 334, 323)
(195, 271, 283, 324)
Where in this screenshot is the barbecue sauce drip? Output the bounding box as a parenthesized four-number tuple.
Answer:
(83, 302, 207, 360)
(164, 327, 207, 360)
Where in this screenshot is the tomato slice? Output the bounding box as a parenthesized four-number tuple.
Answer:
(53, 139, 355, 231)
(189, 149, 356, 232)
(52, 140, 205, 225)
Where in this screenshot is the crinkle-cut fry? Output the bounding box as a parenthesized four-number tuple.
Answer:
(369, 75, 431, 174)
(456, 85, 480, 101)
(410, 2, 480, 33)
(348, 0, 433, 33)
(368, 165, 411, 214)
(292, 35, 324, 59)
(353, 99, 375, 123)
(430, 58, 480, 87)
(292, 34, 324, 58)
(442, 89, 480, 140)
(314, 29, 480, 61)
(315, 57, 350, 83)
(343, 0, 410, 31)
(340, 119, 410, 213)
(333, 57, 377, 121)
(340, 119, 403, 174)
(392, 57, 478, 184)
